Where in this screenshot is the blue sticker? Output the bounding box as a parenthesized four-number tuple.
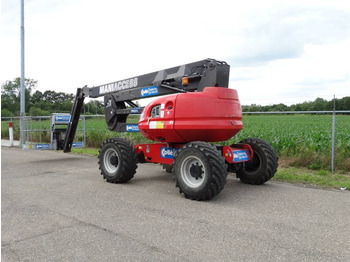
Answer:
(233, 150, 249, 162)
(126, 124, 139, 132)
(35, 144, 51, 149)
(160, 147, 178, 159)
(130, 108, 140, 113)
(140, 86, 158, 97)
(72, 142, 84, 148)
(55, 115, 71, 122)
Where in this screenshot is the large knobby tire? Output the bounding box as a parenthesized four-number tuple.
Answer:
(174, 142, 228, 201)
(98, 138, 137, 183)
(236, 138, 278, 185)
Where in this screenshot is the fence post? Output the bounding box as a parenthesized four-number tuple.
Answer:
(331, 96, 336, 172)
(83, 115, 86, 147)
(9, 122, 14, 147)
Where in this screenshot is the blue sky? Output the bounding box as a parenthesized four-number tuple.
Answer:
(1, 0, 350, 105)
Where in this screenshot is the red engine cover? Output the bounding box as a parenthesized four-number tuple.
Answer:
(138, 87, 243, 143)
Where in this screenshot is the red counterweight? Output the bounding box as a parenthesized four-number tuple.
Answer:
(138, 87, 243, 143)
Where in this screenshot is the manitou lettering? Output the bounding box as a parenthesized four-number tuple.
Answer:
(99, 77, 138, 94)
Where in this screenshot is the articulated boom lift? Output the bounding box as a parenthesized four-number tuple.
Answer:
(63, 59, 278, 200)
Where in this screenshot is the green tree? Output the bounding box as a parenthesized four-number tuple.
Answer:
(309, 98, 326, 111)
(30, 90, 43, 104)
(337, 97, 350, 110)
(40, 90, 74, 112)
(83, 100, 104, 115)
(1, 109, 12, 117)
(1, 77, 37, 116)
(29, 107, 50, 116)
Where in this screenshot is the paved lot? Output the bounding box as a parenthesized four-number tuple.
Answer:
(1, 146, 350, 261)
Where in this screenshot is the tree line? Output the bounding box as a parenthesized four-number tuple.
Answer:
(1, 78, 104, 117)
(1, 77, 349, 117)
(242, 97, 350, 112)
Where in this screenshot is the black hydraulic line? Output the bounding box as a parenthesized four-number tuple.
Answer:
(125, 100, 139, 108)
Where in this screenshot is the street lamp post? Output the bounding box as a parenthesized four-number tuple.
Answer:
(20, 0, 26, 147)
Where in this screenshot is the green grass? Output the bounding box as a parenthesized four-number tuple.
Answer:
(71, 147, 99, 156)
(274, 167, 350, 190)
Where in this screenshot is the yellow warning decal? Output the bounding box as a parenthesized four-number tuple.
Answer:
(149, 121, 164, 129)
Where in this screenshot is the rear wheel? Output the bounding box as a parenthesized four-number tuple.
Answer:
(174, 142, 228, 200)
(98, 138, 137, 183)
(236, 138, 278, 185)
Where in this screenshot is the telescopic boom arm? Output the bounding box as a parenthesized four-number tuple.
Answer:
(63, 59, 230, 152)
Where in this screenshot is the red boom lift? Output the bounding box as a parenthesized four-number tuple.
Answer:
(62, 59, 278, 200)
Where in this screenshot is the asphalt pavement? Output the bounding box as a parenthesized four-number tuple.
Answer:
(1, 146, 350, 261)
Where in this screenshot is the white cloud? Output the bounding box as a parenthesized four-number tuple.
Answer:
(1, 0, 350, 106)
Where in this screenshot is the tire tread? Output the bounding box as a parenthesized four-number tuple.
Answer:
(98, 137, 137, 183)
(237, 138, 278, 185)
(174, 141, 228, 200)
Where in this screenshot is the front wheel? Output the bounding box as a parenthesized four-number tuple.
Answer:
(98, 138, 137, 183)
(174, 142, 228, 200)
(236, 138, 278, 185)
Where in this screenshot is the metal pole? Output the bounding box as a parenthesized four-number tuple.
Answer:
(9, 122, 14, 147)
(83, 116, 86, 147)
(331, 95, 336, 172)
(20, 0, 26, 148)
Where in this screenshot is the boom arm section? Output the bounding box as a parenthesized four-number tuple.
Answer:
(63, 88, 85, 152)
(63, 58, 229, 152)
(86, 58, 230, 99)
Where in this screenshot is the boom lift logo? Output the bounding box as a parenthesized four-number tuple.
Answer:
(160, 147, 178, 159)
(141, 86, 159, 97)
(99, 77, 138, 94)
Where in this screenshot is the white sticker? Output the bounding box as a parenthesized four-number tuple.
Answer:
(160, 111, 164, 118)
(150, 121, 156, 129)
(161, 103, 165, 109)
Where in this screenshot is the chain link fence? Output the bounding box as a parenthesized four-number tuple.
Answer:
(1, 115, 86, 149)
(2, 111, 350, 171)
(236, 111, 350, 172)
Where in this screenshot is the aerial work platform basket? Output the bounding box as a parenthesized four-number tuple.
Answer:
(21, 113, 85, 150)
